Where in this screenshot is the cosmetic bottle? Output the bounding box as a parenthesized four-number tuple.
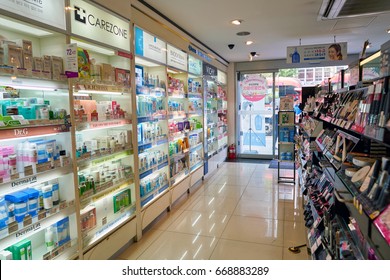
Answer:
(51, 181, 60, 206)
(42, 184, 53, 210)
(46, 147, 54, 168)
(45, 226, 55, 251)
(59, 150, 66, 167)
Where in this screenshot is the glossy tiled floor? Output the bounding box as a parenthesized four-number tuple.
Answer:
(117, 161, 310, 260)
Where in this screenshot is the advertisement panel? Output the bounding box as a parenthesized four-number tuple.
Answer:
(70, 0, 130, 52)
(0, 0, 66, 30)
(167, 44, 187, 71)
(135, 26, 166, 64)
(287, 42, 347, 63)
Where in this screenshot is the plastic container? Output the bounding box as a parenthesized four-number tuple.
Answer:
(5, 191, 28, 223)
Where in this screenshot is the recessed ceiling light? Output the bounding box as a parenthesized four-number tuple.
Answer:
(231, 19, 243, 25)
(387, 28, 390, 34)
(245, 41, 254, 45)
(236, 31, 250, 36)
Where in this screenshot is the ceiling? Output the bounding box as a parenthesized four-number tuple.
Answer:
(138, 0, 390, 64)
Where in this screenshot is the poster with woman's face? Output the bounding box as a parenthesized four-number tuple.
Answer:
(287, 42, 347, 63)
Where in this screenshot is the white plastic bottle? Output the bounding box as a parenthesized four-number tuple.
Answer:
(45, 227, 55, 251)
(42, 184, 53, 210)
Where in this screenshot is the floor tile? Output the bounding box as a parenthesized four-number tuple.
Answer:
(210, 239, 283, 260)
(221, 215, 284, 246)
(118, 229, 164, 260)
(166, 210, 230, 237)
(211, 175, 250, 186)
(148, 208, 185, 231)
(233, 199, 285, 220)
(203, 183, 246, 199)
(186, 195, 239, 214)
(137, 231, 218, 260)
(283, 221, 307, 247)
(241, 187, 279, 202)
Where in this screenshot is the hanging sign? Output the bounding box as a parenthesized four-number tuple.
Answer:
(240, 75, 267, 102)
(0, 0, 66, 30)
(135, 26, 166, 64)
(167, 44, 187, 71)
(70, 0, 130, 52)
(203, 62, 217, 77)
(188, 55, 202, 75)
(287, 42, 347, 63)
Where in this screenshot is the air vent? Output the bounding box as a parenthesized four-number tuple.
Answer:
(319, 0, 390, 20)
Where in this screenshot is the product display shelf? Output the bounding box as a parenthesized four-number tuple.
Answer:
(0, 22, 80, 259)
(167, 70, 191, 191)
(135, 57, 171, 230)
(301, 115, 390, 259)
(277, 110, 296, 183)
(68, 36, 136, 257)
(217, 82, 228, 153)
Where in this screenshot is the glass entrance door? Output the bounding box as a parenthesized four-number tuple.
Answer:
(237, 72, 276, 158)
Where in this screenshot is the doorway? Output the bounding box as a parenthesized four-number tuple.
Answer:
(236, 72, 276, 159)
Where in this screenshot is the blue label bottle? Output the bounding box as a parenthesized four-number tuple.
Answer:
(292, 48, 300, 63)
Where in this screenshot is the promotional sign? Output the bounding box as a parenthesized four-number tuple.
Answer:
(188, 55, 202, 75)
(217, 70, 227, 85)
(64, 43, 78, 78)
(0, 0, 66, 30)
(70, 0, 130, 52)
(135, 26, 166, 64)
(287, 42, 347, 63)
(239, 74, 267, 102)
(202, 62, 217, 77)
(167, 44, 187, 71)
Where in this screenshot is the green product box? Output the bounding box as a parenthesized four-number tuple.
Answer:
(113, 189, 131, 213)
(7, 239, 32, 260)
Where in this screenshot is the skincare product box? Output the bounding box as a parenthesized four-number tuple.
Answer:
(113, 189, 131, 213)
(51, 56, 64, 80)
(3, 43, 23, 68)
(33, 57, 43, 71)
(14, 39, 33, 55)
(42, 55, 52, 79)
(7, 238, 32, 260)
(5, 191, 28, 223)
(21, 188, 40, 218)
(101, 63, 115, 82)
(53, 216, 70, 247)
(0, 47, 4, 65)
(80, 206, 96, 232)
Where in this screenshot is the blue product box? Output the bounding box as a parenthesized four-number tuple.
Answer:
(5, 191, 28, 223)
(21, 188, 40, 218)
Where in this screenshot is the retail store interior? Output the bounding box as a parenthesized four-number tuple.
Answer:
(0, 0, 389, 261)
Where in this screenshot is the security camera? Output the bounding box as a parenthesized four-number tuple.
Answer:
(228, 44, 235, 50)
(250, 52, 257, 57)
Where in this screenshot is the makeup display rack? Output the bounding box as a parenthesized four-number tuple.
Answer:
(298, 73, 390, 259)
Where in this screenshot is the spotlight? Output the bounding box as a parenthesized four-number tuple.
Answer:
(231, 19, 242, 25)
(245, 41, 254, 45)
(228, 44, 235, 50)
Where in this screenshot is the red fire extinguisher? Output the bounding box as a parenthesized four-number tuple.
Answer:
(228, 144, 236, 159)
